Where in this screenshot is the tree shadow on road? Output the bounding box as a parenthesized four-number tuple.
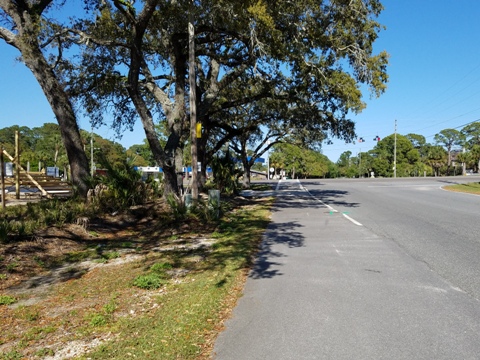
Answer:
(307, 189, 360, 208)
(249, 220, 304, 279)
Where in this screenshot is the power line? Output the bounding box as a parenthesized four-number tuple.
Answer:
(424, 118, 480, 139)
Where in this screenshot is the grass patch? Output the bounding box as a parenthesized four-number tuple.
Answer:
(0, 295, 16, 306)
(133, 273, 167, 290)
(249, 183, 273, 191)
(79, 200, 272, 359)
(444, 182, 480, 195)
(0, 197, 273, 359)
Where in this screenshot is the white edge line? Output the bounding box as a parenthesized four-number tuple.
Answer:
(299, 180, 362, 225)
(342, 213, 363, 226)
(275, 180, 282, 191)
(301, 182, 338, 212)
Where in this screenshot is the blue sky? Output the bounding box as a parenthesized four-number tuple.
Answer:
(1, 0, 480, 162)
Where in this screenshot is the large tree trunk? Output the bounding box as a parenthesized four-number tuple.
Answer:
(242, 161, 251, 188)
(0, 3, 90, 198)
(119, 0, 183, 197)
(22, 50, 90, 197)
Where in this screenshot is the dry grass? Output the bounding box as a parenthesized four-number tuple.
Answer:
(0, 196, 273, 359)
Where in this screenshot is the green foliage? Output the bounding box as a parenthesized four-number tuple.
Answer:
(270, 143, 331, 179)
(90, 157, 158, 211)
(102, 251, 120, 260)
(150, 262, 173, 273)
(133, 261, 173, 290)
(34, 348, 55, 357)
(0, 295, 16, 306)
(89, 314, 108, 327)
(1, 350, 23, 360)
(0, 219, 11, 243)
(210, 154, 241, 195)
(166, 193, 188, 221)
(133, 273, 167, 290)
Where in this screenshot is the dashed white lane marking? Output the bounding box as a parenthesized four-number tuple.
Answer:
(277, 179, 363, 226)
(342, 213, 363, 226)
(297, 179, 363, 226)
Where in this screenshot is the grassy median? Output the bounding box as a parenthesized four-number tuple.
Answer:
(443, 182, 480, 195)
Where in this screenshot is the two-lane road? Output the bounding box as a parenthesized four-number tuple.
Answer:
(214, 176, 480, 359)
(305, 176, 480, 300)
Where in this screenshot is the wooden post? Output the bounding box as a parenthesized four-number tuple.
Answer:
(2, 149, 50, 198)
(15, 131, 20, 199)
(1, 147, 5, 209)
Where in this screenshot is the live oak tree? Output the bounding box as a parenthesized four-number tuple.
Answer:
(371, 134, 420, 177)
(61, 0, 388, 194)
(0, 0, 90, 197)
(269, 143, 331, 179)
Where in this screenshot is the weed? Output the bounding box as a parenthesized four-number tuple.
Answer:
(150, 262, 173, 273)
(211, 231, 223, 239)
(0, 273, 7, 280)
(22, 325, 56, 341)
(250, 183, 273, 191)
(89, 314, 107, 327)
(0, 219, 11, 243)
(14, 306, 40, 321)
(0, 295, 16, 305)
(33, 256, 46, 267)
(25, 310, 40, 322)
(133, 273, 167, 290)
(166, 193, 187, 220)
(103, 299, 117, 315)
(64, 249, 96, 263)
(6, 262, 18, 272)
(102, 251, 120, 260)
(1, 350, 23, 360)
(35, 348, 55, 357)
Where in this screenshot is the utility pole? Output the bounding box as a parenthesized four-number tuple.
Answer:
(189, 1, 198, 200)
(1, 146, 5, 209)
(90, 129, 94, 177)
(359, 150, 361, 178)
(15, 131, 20, 199)
(394, 119, 397, 178)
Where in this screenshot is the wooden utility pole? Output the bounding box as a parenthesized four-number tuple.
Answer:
(15, 131, 20, 199)
(1, 146, 5, 209)
(189, 2, 198, 200)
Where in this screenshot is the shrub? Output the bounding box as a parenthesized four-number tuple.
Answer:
(0, 219, 11, 243)
(210, 154, 241, 195)
(166, 193, 187, 221)
(0, 295, 17, 306)
(150, 262, 173, 273)
(92, 157, 157, 211)
(133, 274, 167, 290)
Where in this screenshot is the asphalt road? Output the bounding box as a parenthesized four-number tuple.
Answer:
(213, 176, 480, 360)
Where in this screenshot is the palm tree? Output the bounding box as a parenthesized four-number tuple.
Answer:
(434, 129, 464, 175)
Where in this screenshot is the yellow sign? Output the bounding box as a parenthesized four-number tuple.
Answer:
(196, 123, 202, 138)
